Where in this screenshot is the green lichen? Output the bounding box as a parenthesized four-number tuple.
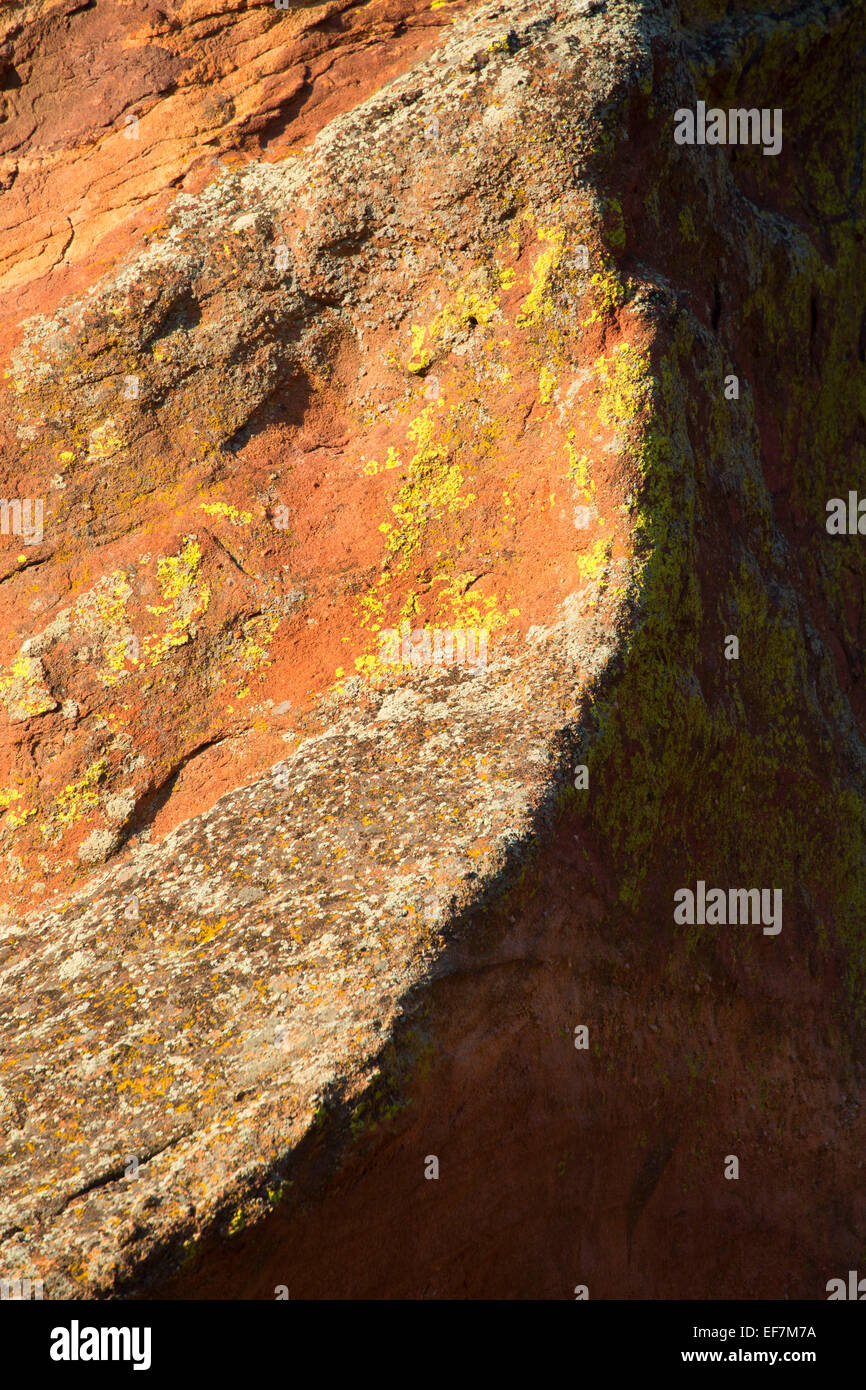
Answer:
(580, 313, 866, 1015)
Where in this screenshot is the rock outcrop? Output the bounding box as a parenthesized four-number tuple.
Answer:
(1, 0, 865, 1298)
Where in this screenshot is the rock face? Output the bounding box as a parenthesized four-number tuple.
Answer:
(0, 0, 865, 1299)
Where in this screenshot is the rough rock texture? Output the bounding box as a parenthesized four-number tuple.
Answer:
(1, 0, 865, 1298)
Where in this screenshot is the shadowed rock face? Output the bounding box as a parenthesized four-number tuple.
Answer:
(0, 0, 865, 1300)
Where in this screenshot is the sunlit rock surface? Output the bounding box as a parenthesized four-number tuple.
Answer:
(1, 0, 865, 1298)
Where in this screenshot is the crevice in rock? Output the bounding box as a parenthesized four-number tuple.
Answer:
(51, 1129, 193, 1219)
(117, 735, 230, 848)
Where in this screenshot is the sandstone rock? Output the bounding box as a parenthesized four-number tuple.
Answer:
(0, 0, 865, 1301)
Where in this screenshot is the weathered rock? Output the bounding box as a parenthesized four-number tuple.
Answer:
(0, 0, 865, 1299)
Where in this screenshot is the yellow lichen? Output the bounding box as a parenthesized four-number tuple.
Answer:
(86, 418, 124, 460)
(156, 537, 203, 602)
(143, 537, 211, 666)
(54, 759, 108, 828)
(199, 502, 253, 525)
(76, 572, 136, 687)
(237, 613, 279, 674)
(538, 365, 556, 405)
(363, 446, 403, 477)
(566, 437, 594, 496)
(577, 536, 612, 583)
(594, 343, 651, 428)
(581, 267, 628, 326)
(406, 281, 499, 372)
(381, 404, 475, 567)
(517, 225, 565, 325)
